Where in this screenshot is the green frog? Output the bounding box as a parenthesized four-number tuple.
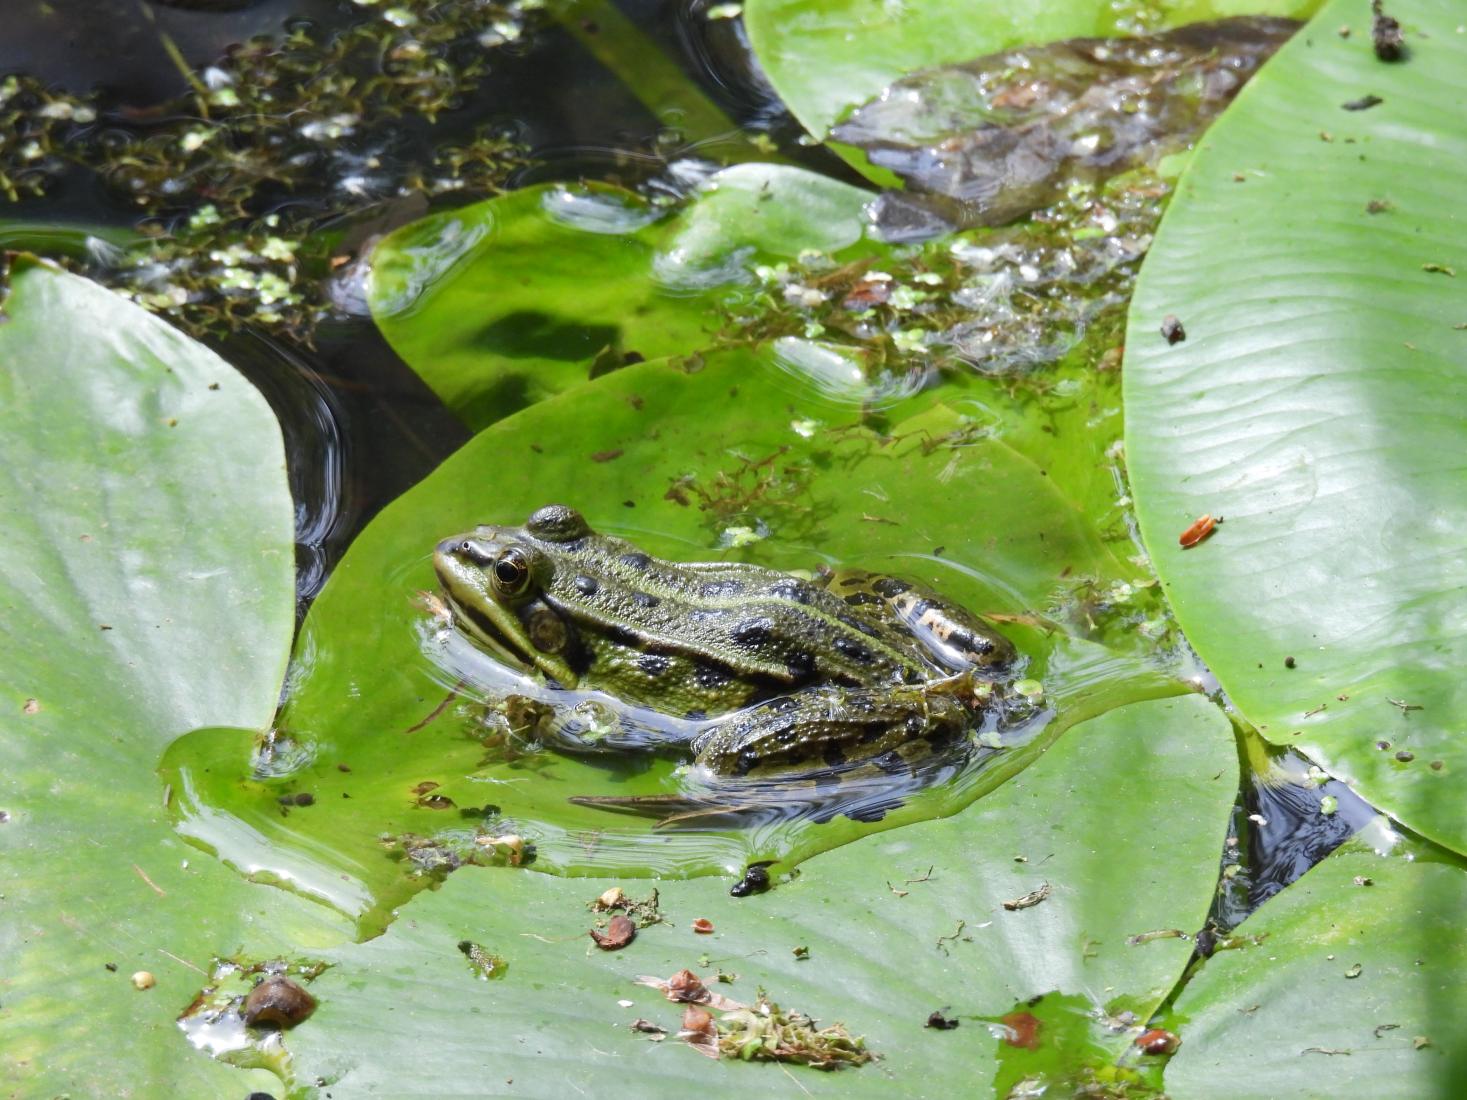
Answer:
(433, 504, 1017, 778)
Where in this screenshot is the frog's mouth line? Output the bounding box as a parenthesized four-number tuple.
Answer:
(439, 588, 535, 673)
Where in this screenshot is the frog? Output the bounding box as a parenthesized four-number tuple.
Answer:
(432, 504, 1018, 779)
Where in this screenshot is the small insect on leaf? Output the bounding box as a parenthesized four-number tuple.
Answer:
(1179, 513, 1219, 549)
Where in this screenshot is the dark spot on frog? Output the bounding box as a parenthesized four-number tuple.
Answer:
(619, 551, 651, 570)
(843, 591, 882, 607)
(637, 653, 671, 677)
(731, 863, 772, 897)
(837, 613, 881, 638)
(693, 662, 734, 689)
(785, 651, 815, 679)
(630, 591, 659, 609)
(730, 618, 774, 648)
(573, 574, 599, 597)
(834, 637, 875, 662)
(822, 743, 847, 767)
(767, 578, 812, 602)
(604, 624, 640, 648)
(685, 709, 707, 721)
(699, 579, 744, 599)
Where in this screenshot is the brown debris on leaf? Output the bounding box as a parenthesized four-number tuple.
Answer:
(589, 886, 664, 927)
(692, 918, 715, 934)
(241, 975, 317, 1029)
(1371, 0, 1405, 61)
(591, 914, 637, 951)
(634, 969, 746, 1012)
(630, 1018, 667, 1039)
(1003, 882, 1052, 911)
(632, 973, 875, 1070)
(680, 1005, 720, 1059)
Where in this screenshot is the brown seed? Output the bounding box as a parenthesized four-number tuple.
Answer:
(691, 918, 714, 934)
(131, 971, 155, 991)
(242, 975, 317, 1028)
(590, 914, 637, 950)
(1137, 1028, 1180, 1055)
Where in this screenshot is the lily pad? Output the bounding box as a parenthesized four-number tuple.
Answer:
(163, 347, 1182, 934)
(0, 257, 349, 1095)
(278, 694, 1238, 1096)
(828, 16, 1298, 231)
(367, 163, 880, 429)
(1123, 0, 1467, 853)
(742, 0, 1321, 155)
(1165, 844, 1467, 1096)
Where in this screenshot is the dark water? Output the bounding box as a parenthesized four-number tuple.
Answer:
(3, 0, 1365, 927)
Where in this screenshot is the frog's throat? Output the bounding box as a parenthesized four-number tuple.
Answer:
(439, 586, 579, 688)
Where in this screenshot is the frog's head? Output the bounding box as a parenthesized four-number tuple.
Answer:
(433, 504, 593, 682)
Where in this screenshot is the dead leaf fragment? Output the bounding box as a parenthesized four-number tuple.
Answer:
(591, 914, 637, 951)
(680, 1004, 719, 1059)
(1002, 882, 1052, 911)
(634, 969, 746, 1011)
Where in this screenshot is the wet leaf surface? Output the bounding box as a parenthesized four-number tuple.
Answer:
(279, 695, 1236, 1096)
(829, 17, 1297, 232)
(1124, 0, 1467, 856)
(0, 258, 351, 1095)
(742, 0, 1319, 161)
(1165, 844, 1467, 1096)
(368, 164, 879, 429)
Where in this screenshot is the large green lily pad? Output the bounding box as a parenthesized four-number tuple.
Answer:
(1124, 0, 1467, 854)
(368, 163, 879, 429)
(1165, 843, 1467, 1096)
(0, 258, 350, 1095)
(163, 347, 1183, 935)
(279, 694, 1237, 1097)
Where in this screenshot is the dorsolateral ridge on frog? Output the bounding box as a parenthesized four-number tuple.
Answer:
(433, 504, 1019, 778)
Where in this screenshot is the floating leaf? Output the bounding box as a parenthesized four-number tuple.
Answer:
(1165, 845, 1467, 1096)
(1124, 0, 1467, 854)
(280, 695, 1238, 1095)
(0, 258, 349, 1095)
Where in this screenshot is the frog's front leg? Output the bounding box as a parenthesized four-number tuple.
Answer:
(690, 674, 981, 778)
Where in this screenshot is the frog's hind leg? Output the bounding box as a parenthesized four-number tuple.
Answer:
(819, 568, 1018, 674)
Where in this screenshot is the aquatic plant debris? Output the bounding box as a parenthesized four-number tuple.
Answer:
(635, 971, 873, 1069)
(0, 0, 538, 339)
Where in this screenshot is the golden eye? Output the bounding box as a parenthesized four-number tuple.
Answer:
(491, 549, 531, 595)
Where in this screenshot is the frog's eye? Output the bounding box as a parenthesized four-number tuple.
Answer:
(491, 549, 532, 595)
